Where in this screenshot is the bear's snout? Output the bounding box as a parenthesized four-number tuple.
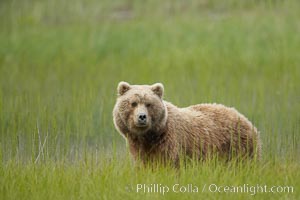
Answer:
(137, 113, 147, 126)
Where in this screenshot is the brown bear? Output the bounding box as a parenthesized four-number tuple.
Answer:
(113, 82, 261, 167)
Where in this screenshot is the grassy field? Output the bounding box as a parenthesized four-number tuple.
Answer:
(0, 0, 300, 199)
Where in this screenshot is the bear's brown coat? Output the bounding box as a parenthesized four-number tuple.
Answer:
(113, 82, 261, 166)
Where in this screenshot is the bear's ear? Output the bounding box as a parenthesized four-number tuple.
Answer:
(151, 83, 164, 98)
(117, 81, 131, 96)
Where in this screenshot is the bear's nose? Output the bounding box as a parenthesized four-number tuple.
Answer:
(138, 113, 147, 124)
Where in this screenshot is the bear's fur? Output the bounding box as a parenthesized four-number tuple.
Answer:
(113, 82, 262, 167)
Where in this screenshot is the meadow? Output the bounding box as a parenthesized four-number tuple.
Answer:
(0, 0, 299, 199)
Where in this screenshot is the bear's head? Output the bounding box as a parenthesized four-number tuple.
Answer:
(113, 82, 167, 137)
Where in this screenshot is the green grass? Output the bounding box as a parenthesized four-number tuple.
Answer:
(0, 0, 299, 199)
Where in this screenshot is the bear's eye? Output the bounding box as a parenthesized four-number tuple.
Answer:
(146, 103, 151, 108)
(131, 102, 137, 107)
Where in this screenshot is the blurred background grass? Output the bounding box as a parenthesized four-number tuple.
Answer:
(0, 0, 299, 199)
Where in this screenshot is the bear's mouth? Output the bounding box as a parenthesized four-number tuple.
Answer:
(135, 118, 149, 128)
(135, 123, 148, 128)
(133, 123, 150, 132)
